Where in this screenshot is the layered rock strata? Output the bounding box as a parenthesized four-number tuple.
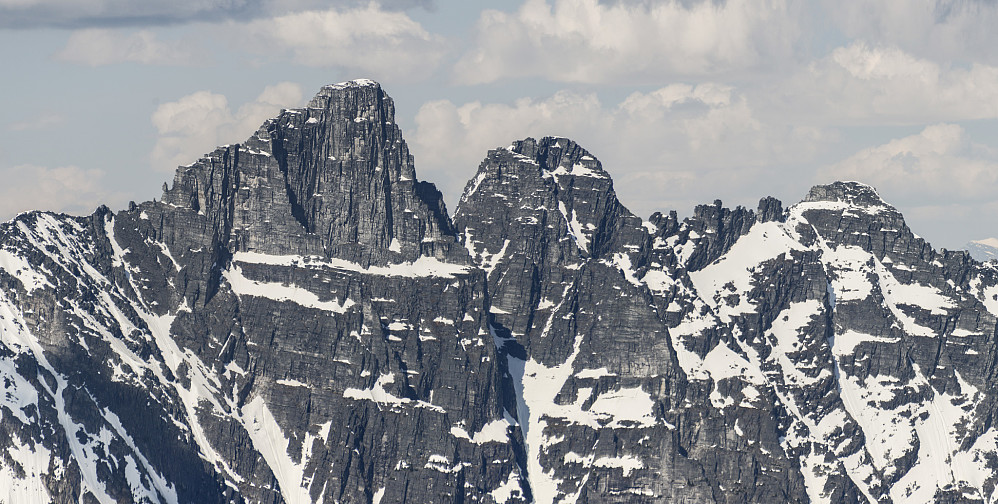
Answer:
(1, 81, 998, 504)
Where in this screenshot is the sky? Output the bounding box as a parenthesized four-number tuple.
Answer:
(2, 0, 997, 250)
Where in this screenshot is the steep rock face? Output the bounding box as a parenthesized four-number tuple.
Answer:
(157, 80, 463, 307)
(454, 137, 650, 363)
(0, 81, 524, 504)
(642, 203, 828, 504)
(455, 138, 702, 502)
(4, 81, 998, 504)
(454, 138, 808, 503)
(0, 209, 232, 504)
(134, 80, 522, 504)
(786, 182, 998, 502)
(455, 141, 998, 503)
(653, 181, 998, 503)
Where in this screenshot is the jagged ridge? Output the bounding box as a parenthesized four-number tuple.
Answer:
(1, 80, 998, 504)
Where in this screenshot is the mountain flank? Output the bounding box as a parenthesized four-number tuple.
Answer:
(1, 80, 997, 504)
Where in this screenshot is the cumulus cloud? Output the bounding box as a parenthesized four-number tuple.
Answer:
(49, 5, 444, 74)
(821, 123, 998, 248)
(55, 29, 205, 66)
(0, 165, 114, 221)
(827, 0, 998, 65)
(229, 4, 447, 80)
(150, 82, 303, 172)
(453, 0, 801, 84)
(776, 43, 998, 124)
(0, 0, 430, 29)
(822, 123, 998, 202)
(410, 85, 829, 217)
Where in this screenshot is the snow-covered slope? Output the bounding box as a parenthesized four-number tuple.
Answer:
(662, 184, 998, 503)
(967, 239, 998, 262)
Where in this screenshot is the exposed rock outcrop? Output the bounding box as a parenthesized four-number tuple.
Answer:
(2, 81, 998, 504)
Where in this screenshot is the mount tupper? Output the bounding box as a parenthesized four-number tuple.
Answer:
(1, 80, 997, 504)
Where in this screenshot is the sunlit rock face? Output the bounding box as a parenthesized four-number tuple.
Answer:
(2, 81, 998, 504)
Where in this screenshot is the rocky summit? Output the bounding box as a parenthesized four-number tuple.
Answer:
(1, 80, 998, 504)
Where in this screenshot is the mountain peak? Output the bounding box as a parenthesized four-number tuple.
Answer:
(323, 78, 380, 89)
(457, 135, 639, 268)
(10, 79, 998, 504)
(311, 79, 382, 101)
(506, 136, 609, 180)
(802, 181, 888, 208)
(305, 79, 394, 123)
(967, 238, 998, 261)
(159, 80, 459, 269)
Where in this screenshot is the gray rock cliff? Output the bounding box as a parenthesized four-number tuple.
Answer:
(2, 82, 998, 504)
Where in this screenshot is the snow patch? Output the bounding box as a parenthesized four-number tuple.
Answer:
(491, 471, 523, 504)
(232, 251, 470, 278)
(241, 396, 311, 504)
(689, 221, 805, 321)
(0, 249, 53, 293)
(223, 264, 354, 313)
(450, 418, 509, 444)
(558, 201, 590, 254)
(343, 373, 444, 413)
(549, 162, 607, 179)
(593, 455, 643, 476)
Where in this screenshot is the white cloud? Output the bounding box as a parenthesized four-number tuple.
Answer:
(777, 43, 998, 124)
(0, 165, 112, 221)
(232, 4, 446, 80)
(412, 91, 603, 169)
(454, 0, 800, 84)
(55, 29, 205, 66)
(822, 123, 998, 202)
(150, 82, 303, 172)
(820, 122, 998, 248)
(827, 0, 998, 65)
(410, 85, 829, 217)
